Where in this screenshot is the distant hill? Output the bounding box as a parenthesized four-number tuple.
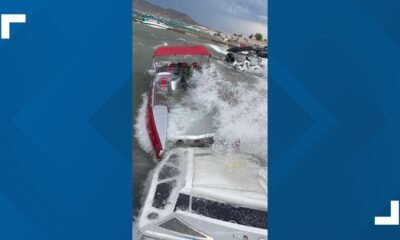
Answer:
(133, 0, 200, 26)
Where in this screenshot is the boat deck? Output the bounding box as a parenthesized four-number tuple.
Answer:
(153, 73, 215, 148)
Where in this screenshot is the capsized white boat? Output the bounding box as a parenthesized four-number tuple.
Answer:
(138, 147, 267, 240)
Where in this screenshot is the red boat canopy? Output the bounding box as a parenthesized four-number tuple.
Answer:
(153, 46, 211, 58)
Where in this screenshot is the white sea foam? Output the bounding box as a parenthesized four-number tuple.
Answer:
(145, 68, 155, 75)
(132, 220, 140, 239)
(133, 168, 156, 238)
(134, 94, 153, 154)
(206, 44, 228, 55)
(152, 42, 168, 49)
(133, 64, 268, 233)
(134, 63, 267, 161)
(189, 65, 267, 160)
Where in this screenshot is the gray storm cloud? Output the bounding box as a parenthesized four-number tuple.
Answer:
(146, 0, 267, 36)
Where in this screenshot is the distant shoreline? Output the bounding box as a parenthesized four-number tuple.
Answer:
(134, 18, 267, 48)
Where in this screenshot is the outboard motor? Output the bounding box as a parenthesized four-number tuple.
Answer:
(225, 52, 235, 63)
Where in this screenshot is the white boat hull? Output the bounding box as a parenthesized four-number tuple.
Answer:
(143, 21, 171, 30)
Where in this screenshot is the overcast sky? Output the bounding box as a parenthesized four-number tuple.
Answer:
(147, 0, 268, 37)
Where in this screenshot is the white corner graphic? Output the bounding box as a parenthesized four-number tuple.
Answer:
(374, 200, 399, 225)
(1, 14, 26, 40)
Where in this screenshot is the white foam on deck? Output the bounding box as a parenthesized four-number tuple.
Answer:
(135, 63, 268, 161)
(167, 105, 214, 138)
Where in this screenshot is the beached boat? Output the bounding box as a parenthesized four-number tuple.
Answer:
(138, 147, 267, 240)
(142, 15, 172, 30)
(146, 46, 214, 159)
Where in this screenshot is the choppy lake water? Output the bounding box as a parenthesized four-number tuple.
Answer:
(133, 22, 267, 217)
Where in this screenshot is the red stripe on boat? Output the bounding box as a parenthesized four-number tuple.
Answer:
(146, 91, 163, 160)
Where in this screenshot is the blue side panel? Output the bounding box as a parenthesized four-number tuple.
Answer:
(0, 1, 132, 239)
(270, 1, 400, 239)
